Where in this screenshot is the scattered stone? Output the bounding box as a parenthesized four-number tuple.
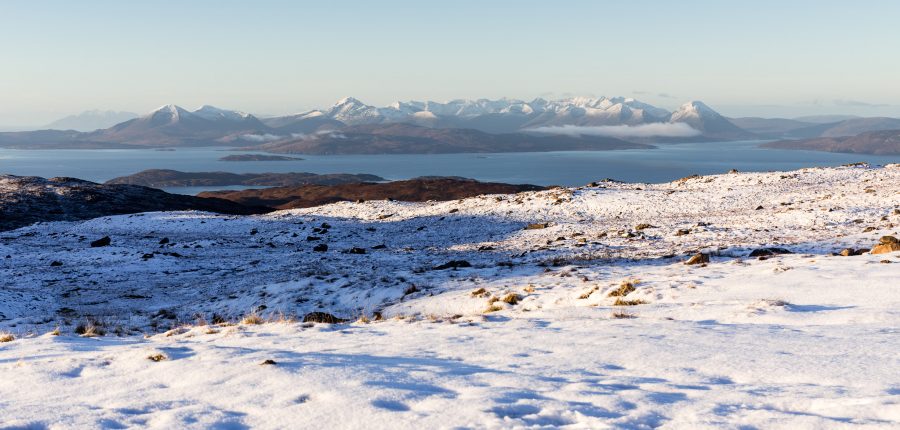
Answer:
(371, 244, 387, 250)
(142, 253, 154, 260)
(755, 205, 764, 210)
(260, 359, 277, 365)
(871, 236, 900, 254)
(634, 223, 655, 230)
(90, 236, 111, 247)
(525, 223, 549, 230)
(748, 247, 793, 257)
(685, 253, 710, 265)
(403, 285, 419, 295)
(50, 261, 63, 267)
(433, 260, 472, 270)
(313, 244, 328, 252)
(159, 237, 170, 245)
(302, 312, 348, 324)
(863, 226, 877, 233)
(674, 229, 691, 236)
(346, 247, 366, 254)
(838, 248, 868, 257)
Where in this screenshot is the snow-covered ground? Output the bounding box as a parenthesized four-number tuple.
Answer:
(1, 165, 899, 428)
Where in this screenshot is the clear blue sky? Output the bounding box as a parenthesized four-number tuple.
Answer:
(2, 0, 899, 125)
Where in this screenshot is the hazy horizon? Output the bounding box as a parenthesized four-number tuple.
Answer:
(3, 0, 900, 127)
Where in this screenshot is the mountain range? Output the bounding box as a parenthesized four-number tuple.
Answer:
(3, 97, 900, 154)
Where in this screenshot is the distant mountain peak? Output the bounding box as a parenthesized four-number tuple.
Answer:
(193, 105, 251, 121)
(44, 110, 138, 132)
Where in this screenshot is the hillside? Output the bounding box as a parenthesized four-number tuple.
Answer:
(0, 175, 268, 231)
(1, 165, 898, 428)
(105, 170, 384, 187)
(198, 178, 546, 209)
(763, 129, 900, 155)
(254, 123, 653, 154)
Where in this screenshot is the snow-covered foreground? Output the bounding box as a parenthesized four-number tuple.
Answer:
(1, 165, 899, 428)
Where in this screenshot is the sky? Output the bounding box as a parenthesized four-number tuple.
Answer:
(2, 0, 900, 127)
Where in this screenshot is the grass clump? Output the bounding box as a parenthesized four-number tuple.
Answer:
(76, 322, 105, 337)
(611, 310, 637, 319)
(613, 298, 648, 306)
(241, 313, 264, 325)
(147, 353, 168, 362)
(501, 293, 521, 305)
(484, 304, 504, 313)
(608, 280, 639, 297)
(0, 332, 15, 342)
(471, 288, 488, 297)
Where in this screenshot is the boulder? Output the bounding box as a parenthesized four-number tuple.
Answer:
(871, 236, 900, 254)
(748, 247, 793, 257)
(90, 236, 111, 247)
(434, 260, 472, 270)
(302, 312, 348, 324)
(685, 253, 710, 265)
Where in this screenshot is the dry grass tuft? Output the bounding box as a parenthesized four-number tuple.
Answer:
(241, 313, 265, 325)
(471, 288, 488, 297)
(269, 312, 296, 324)
(49, 326, 61, 336)
(608, 280, 638, 297)
(578, 286, 599, 299)
(501, 293, 521, 305)
(484, 304, 504, 313)
(76, 322, 105, 337)
(523, 285, 536, 294)
(0, 332, 15, 342)
(611, 310, 637, 319)
(613, 298, 648, 306)
(147, 353, 167, 362)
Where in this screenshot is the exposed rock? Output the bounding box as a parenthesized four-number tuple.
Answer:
(525, 223, 550, 230)
(90, 236, 111, 247)
(434, 260, 472, 270)
(871, 236, 900, 254)
(838, 248, 869, 256)
(685, 253, 710, 265)
(302, 312, 348, 324)
(312, 244, 328, 252)
(634, 223, 655, 230)
(748, 247, 793, 257)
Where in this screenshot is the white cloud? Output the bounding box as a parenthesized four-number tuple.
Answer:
(240, 133, 283, 142)
(529, 123, 701, 138)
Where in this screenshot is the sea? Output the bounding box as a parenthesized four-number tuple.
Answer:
(1, 141, 897, 195)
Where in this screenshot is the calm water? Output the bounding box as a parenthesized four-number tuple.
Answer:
(1, 141, 897, 194)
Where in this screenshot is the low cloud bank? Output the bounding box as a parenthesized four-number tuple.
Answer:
(530, 123, 701, 138)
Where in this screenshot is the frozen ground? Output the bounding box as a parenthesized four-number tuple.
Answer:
(1, 165, 899, 428)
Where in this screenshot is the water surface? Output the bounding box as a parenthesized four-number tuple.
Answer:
(1, 141, 896, 194)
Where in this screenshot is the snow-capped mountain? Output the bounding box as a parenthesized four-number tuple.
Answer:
(193, 105, 254, 122)
(669, 101, 755, 139)
(267, 96, 746, 137)
(87, 104, 269, 146)
(45, 110, 139, 132)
